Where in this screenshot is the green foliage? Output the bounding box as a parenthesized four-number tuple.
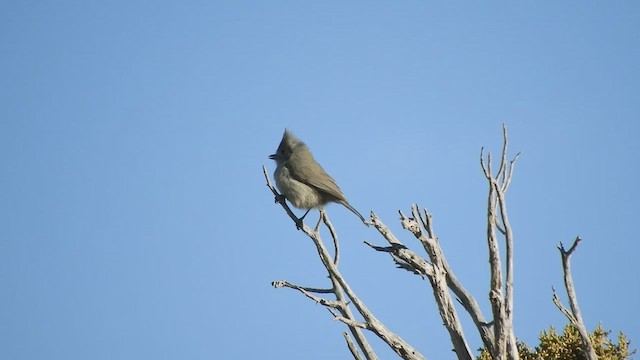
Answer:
(477, 324, 635, 360)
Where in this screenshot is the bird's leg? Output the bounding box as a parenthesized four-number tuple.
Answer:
(295, 209, 311, 230)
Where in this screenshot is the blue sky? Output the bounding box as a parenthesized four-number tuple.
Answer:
(2, 2, 639, 359)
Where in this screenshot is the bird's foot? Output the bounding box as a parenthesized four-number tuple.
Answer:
(274, 194, 286, 204)
(294, 209, 311, 230)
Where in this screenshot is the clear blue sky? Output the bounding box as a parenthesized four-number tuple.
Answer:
(2, 2, 639, 359)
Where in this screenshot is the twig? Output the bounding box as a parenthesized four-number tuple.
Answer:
(497, 124, 509, 185)
(323, 210, 340, 265)
(480, 147, 490, 178)
(551, 287, 577, 324)
(271, 280, 341, 307)
(364, 240, 433, 277)
(502, 152, 521, 192)
(495, 219, 506, 235)
(344, 332, 364, 360)
(335, 316, 370, 330)
(272, 280, 333, 294)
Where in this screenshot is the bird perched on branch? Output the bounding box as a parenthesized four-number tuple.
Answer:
(269, 129, 367, 229)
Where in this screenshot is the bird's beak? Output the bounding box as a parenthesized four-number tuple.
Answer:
(268, 154, 277, 160)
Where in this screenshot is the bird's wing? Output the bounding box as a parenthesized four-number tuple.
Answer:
(285, 148, 347, 202)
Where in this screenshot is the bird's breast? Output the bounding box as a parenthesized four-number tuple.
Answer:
(274, 165, 324, 209)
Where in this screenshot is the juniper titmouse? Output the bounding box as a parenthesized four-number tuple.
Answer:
(269, 129, 367, 227)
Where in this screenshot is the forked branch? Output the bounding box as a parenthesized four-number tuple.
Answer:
(480, 125, 520, 360)
(265, 166, 424, 360)
(266, 126, 528, 360)
(553, 237, 597, 360)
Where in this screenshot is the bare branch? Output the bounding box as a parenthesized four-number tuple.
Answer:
(364, 241, 433, 277)
(374, 204, 496, 356)
(322, 209, 340, 265)
(266, 168, 423, 360)
(369, 212, 404, 246)
(367, 213, 434, 278)
(398, 205, 473, 360)
(326, 306, 340, 318)
(335, 316, 370, 330)
(428, 235, 495, 354)
(266, 125, 528, 360)
(317, 212, 380, 360)
(502, 152, 521, 192)
(271, 280, 341, 307)
(559, 237, 581, 256)
(495, 219, 507, 235)
(265, 167, 379, 359)
(551, 287, 577, 325)
(479, 126, 522, 360)
(480, 147, 490, 178)
(497, 124, 509, 184)
(555, 237, 597, 360)
(272, 280, 333, 294)
(487, 183, 507, 359)
(488, 153, 493, 180)
(495, 183, 516, 358)
(483, 157, 508, 359)
(344, 332, 364, 360)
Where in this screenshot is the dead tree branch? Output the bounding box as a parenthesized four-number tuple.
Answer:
(364, 126, 520, 359)
(271, 280, 339, 307)
(480, 125, 520, 360)
(265, 166, 425, 360)
(266, 126, 528, 360)
(420, 208, 496, 355)
(553, 237, 597, 360)
(402, 207, 474, 360)
(367, 206, 495, 359)
(344, 332, 364, 360)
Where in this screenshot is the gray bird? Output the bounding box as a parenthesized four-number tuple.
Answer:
(269, 129, 367, 229)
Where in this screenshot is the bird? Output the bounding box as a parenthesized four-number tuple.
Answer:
(269, 129, 367, 229)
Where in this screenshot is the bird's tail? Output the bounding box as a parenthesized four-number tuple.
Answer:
(341, 201, 369, 226)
